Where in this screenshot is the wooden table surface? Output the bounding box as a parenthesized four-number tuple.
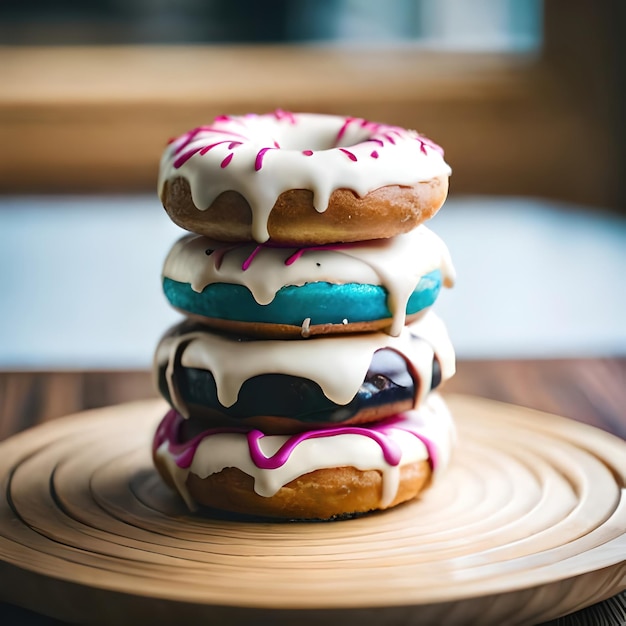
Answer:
(0, 358, 624, 625)
(2, 359, 625, 441)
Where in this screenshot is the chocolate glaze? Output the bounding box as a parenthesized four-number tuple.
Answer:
(157, 345, 442, 432)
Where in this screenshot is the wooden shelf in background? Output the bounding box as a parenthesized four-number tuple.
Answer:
(0, 36, 621, 208)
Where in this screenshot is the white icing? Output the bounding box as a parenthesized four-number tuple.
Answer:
(157, 440, 197, 510)
(163, 225, 455, 337)
(157, 112, 451, 242)
(155, 392, 455, 510)
(155, 312, 455, 413)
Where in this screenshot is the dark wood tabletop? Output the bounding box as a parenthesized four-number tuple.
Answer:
(0, 358, 624, 625)
(2, 359, 625, 441)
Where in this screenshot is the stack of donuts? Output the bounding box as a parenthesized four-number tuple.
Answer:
(152, 111, 456, 520)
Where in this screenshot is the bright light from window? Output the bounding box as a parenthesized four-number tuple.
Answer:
(0, 0, 542, 51)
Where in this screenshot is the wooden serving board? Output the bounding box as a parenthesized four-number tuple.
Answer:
(0, 395, 624, 626)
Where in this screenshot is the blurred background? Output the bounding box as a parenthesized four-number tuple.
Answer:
(2, 8, 625, 623)
(0, 0, 624, 370)
(0, 0, 542, 48)
(0, 7, 625, 625)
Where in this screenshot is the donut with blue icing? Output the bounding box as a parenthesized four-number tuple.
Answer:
(162, 225, 454, 338)
(158, 111, 451, 245)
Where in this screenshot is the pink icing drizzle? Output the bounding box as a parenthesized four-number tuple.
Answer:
(255, 147, 275, 171)
(210, 244, 239, 270)
(339, 148, 357, 162)
(173, 140, 243, 169)
(169, 114, 445, 175)
(417, 134, 445, 156)
(284, 242, 352, 266)
(199, 140, 242, 155)
(274, 109, 297, 124)
(174, 126, 247, 155)
(173, 146, 204, 169)
(213, 240, 369, 271)
(241, 245, 263, 271)
(335, 117, 356, 144)
(246, 426, 401, 469)
(154, 410, 438, 472)
(153, 410, 249, 469)
(236, 241, 351, 271)
(173, 126, 210, 154)
(220, 153, 234, 168)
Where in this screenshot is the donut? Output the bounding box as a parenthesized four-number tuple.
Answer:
(154, 312, 455, 434)
(162, 225, 455, 338)
(153, 392, 455, 519)
(158, 111, 451, 245)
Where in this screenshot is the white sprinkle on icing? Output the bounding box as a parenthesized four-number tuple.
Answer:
(163, 225, 455, 337)
(155, 312, 455, 411)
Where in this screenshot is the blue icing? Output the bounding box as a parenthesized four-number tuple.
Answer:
(163, 269, 443, 326)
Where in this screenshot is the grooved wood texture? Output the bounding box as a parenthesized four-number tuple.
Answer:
(0, 395, 624, 625)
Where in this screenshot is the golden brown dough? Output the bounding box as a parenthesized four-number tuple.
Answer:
(179, 310, 426, 340)
(154, 455, 431, 520)
(161, 175, 449, 245)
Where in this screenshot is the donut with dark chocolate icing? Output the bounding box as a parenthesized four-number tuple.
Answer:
(154, 313, 455, 433)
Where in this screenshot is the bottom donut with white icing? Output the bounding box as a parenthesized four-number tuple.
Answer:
(153, 393, 455, 520)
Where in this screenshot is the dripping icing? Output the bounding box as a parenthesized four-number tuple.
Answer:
(155, 312, 455, 409)
(162, 225, 455, 337)
(154, 393, 455, 508)
(158, 111, 451, 242)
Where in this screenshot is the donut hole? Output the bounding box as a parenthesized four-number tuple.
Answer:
(333, 127, 373, 149)
(268, 117, 373, 152)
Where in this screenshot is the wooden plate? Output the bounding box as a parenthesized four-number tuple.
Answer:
(0, 395, 624, 625)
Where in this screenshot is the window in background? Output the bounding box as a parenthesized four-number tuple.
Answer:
(1, 1, 624, 368)
(0, 0, 542, 51)
(1, 1, 619, 208)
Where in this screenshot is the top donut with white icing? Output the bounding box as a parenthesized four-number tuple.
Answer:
(158, 111, 451, 243)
